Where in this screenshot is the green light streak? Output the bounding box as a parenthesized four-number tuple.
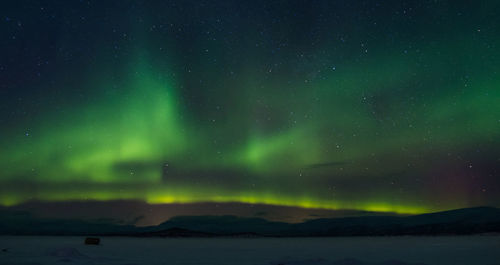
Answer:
(1, 12, 499, 216)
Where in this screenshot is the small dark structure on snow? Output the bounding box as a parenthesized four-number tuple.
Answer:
(84, 237, 100, 245)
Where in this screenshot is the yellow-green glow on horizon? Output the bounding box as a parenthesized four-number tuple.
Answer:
(1, 1, 500, 218)
(0, 187, 428, 215)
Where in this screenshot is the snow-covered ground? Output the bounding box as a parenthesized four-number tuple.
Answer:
(1, 236, 499, 265)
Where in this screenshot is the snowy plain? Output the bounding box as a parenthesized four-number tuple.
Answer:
(1, 236, 499, 265)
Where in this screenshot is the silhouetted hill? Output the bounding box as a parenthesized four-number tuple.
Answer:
(149, 215, 290, 235)
(138, 227, 215, 237)
(291, 207, 500, 236)
(0, 210, 137, 235)
(1, 207, 499, 236)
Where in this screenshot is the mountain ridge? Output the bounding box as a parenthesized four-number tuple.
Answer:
(1, 206, 499, 237)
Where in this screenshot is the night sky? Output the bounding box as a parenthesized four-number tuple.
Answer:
(1, 1, 499, 221)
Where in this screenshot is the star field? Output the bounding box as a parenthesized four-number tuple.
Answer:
(0, 1, 499, 215)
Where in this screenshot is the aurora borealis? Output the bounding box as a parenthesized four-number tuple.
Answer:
(1, 1, 499, 220)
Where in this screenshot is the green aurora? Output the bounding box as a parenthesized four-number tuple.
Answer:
(1, 1, 499, 216)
